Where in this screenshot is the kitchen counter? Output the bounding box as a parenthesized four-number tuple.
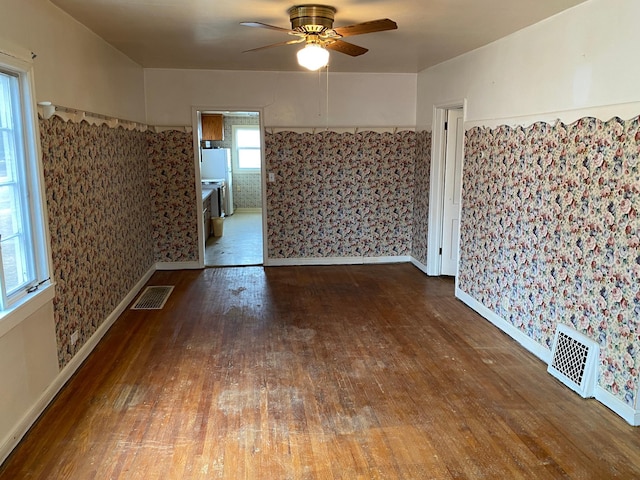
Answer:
(202, 181, 223, 202)
(202, 183, 222, 240)
(202, 185, 216, 202)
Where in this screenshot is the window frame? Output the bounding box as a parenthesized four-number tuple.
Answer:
(0, 46, 53, 323)
(232, 125, 261, 173)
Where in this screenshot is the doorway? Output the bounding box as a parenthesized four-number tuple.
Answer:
(192, 108, 266, 267)
(427, 102, 465, 277)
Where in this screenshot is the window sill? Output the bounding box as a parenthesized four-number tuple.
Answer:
(0, 282, 55, 338)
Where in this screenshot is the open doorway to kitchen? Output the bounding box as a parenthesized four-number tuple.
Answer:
(193, 108, 266, 267)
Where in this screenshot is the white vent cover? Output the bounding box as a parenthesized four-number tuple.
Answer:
(547, 324, 599, 398)
(131, 286, 174, 310)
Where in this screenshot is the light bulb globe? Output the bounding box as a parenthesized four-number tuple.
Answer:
(297, 44, 330, 71)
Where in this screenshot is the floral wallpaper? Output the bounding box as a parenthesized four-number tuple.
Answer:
(412, 130, 432, 265)
(147, 130, 199, 263)
(459, 116, 640, 407)
(40, 117, 154, 367)
(264, 130, 416, 259)
(40, 118, 199, 368)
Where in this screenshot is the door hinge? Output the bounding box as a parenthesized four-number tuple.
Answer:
(439, 247, 443, 255)
(444, 121, 448, 131)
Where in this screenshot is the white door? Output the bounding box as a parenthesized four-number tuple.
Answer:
(440, 108, 464, 276)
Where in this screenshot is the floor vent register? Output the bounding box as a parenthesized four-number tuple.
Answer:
(547, 324, 599, 398)
(131, 286, 174, 310)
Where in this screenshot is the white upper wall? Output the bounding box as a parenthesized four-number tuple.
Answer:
(417, 0, 640, 127)
(1, 0, 146, 122)
(144, 69, 417, 128)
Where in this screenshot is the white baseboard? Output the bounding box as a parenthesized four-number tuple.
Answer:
(0, 265, 156, 465)
(595, 387, 640, 426)
(363, 255, 411, 264)
(233, 208, 262, 213)
(410, 257, 429, 274)
(155, 261, 200, 270)
(455, 287, 551, 363)
(265, 256, 411, 267)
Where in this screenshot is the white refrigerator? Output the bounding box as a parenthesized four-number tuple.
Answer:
(201, 148, 233, 216)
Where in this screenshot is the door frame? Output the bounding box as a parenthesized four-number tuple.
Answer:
(426, 99, 466, 276)
(190, 106, 267, 268)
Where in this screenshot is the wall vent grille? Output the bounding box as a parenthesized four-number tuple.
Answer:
(131, 286, 174, 310)
(547, 324, 599, 398)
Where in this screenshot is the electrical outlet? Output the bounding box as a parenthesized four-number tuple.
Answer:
(268, 172, 275, 182)
(70, 330, 79, 346)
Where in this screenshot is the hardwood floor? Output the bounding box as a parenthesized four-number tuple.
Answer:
(1, 264, 639, 479)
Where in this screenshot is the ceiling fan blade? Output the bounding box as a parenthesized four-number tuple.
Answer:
(240, 22, 293, 34)
(243, 38, 305, 53)
(325, 40, 368, 57)
(332, 19, 397, 38)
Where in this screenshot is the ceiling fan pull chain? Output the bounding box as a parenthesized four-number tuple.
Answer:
(325, 63, 330, 131)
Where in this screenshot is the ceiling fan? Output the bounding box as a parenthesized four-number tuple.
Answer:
(241, 4, 397, 70)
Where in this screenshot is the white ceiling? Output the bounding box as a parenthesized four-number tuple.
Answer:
(51, 0, 588, 73)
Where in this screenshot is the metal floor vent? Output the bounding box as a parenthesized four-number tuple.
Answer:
(547, 324, 599, 398)
(131, 286, 174, 310)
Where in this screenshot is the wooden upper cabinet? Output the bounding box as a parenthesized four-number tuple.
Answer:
(201, 114, 224, 141)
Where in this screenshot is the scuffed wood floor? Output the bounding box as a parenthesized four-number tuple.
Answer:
(1, 264, 639, 479)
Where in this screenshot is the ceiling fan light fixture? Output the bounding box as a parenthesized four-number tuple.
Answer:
(297, 43, 329, 70)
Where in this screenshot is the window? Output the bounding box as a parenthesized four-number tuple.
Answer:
(0, 51, 50, 310)
(233, 125, 261, 171)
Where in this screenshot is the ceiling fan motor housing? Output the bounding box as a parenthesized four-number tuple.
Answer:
(288, 4, 336, 33)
